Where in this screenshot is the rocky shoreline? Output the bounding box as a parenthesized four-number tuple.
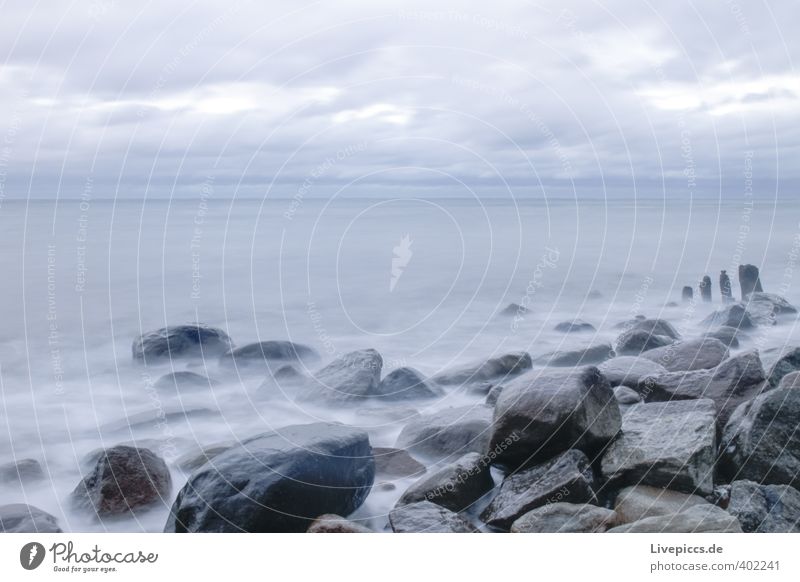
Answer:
(3, 266, 800, 533)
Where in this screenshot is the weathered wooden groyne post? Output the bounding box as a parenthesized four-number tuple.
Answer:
(720, 270, 733, 303)
(699, 275, 712, 302)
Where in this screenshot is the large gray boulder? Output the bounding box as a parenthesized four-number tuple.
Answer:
(703, 326, 741, 348)
(219, 341, 319, 372)
(601, 400, 717, 496)
(615, 330, 673, 355)
(636, 350, 767, 427)
(307, 514, 372, 533)
(132, 324, 233, 363)
(533, 343, 614, 367)
(396, 406, 492, 460)
(165, 423, 375, 532)
(727, 480, 800, 533)
(71, 446, 172, 518)
(480, 449, 597, 531)
(639, 338, 729, 372)
(702, 304, 753, 330)
(432, 352, 532, 386)
(374, 367, 442, 400)
(762, 346, 800, 388)
(629, 318, 681, 340)
(608, 504, 741, 533)
(598, 356, 667, 388)
(489, 367, 620, 469)
(613, 485, 710, 524)
(389, 501, 477, 533)
(510, 502, 617, 533)
(744, 292, 797, 324)
(719, 376, 800, 488)
(397, 452, 494, 512)
(299, 349, 383, 402)
(0, 504, 62, 533)
(154, 371, 216, 394)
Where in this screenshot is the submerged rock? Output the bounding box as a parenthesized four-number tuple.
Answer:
(0, 504, 62, 533)
(0, 458, 44, 486)
(489, 366, 620, 469)
(219, 341, 319, 372)
(154, 371, 216, 394)
(613, 485, 710, 524)
(307, 514, 372, 533)
(500, 303, 529, 317)
(613, 385, 641, 405)
(175, 443, 233, 472)
(630, 318, 681, 340)
(727, 480, 800, 533)
(598, 356, 667, 388)
(132, 324, 233, 363)
(432, 352, 532, 386)
(553, 319, 596, 333)
(639, 338, 729, 372)
(165, 423, 375, 532)
(374, 367, 442, 400)
(615, 330, 672, 355)
(510, 502, 617, 533)
(299, 349, 383, 402)
(389, 501, 477, 533)
(744, 292, 797, 326)
(704, 326, 741, 348)
(397, 452, 493, 512)
(372, 447, 426, 478)
(396, 406, 492, 460)
(702, 303, 753, 330)
(71, 446, 172, 518)
(533, 343, 614, 367)
(480, 450, 597, 531)
(608, 504, 741, 533)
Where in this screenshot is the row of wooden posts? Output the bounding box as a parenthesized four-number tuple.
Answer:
(682, 264, 763, 304)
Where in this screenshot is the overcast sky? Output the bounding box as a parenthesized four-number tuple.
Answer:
(0, 0, 797, 199)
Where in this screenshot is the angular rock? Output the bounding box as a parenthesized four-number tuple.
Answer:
(398, 452, 494, 512)
(396, 406, 492, 460)
(165, 423, 375, 532)
(608, 504, 741, 533)
(389, 501, 477, 533)
(702, 303, 753, 330)
(154, 371, 216, 394)
(533, 343, 614, 367)
(219, 341, 319, 372)
(554, 319, 596, 333)
(500, 303, 529, 317)
(299, 349, 383, 402)
(613, 315, 646, 329)
(307, 514, 372, 533)
(489, 366, 620, 469)
(0, 458, 44, 485)
(719, 378, 800, 488)
(762, 346, 800, 388)
(485, 384, 504, 406)
(615, 330, 672, 355)
(432, 352, 532, 386)
(613, 485, 710, 524)
(704, 326, 741, 348)
(599, 356, 667, 388)
(71, 446, 172, 518)
(510, 502, 617, 533)
(639, 338, 729, 372)
(132, 324, 233, 363)
(374, 367, 442, 400)
(629, 318, 681, 340)
(0, 504, 62, 533)
(601, 400, 716, 496)
(636, 350, 766, 426)
(613, 385, 641, 405)
(372, 447, 426, 478)
(727, 480, 800, 533)
(175, 442, 233, 472)
(480, 450, 597, 531)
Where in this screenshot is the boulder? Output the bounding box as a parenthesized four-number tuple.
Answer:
(598, 356, 667, 388)
(0, 504, 62, 533)
(219, 341, 319, 372)
(432, 352, 532, 386)
(299, 349, 383, 402)
(175, 442, 233, 472)
(554, 320, 596, 333)
(489, 366, 620, 469)
(600, 400, 716, 496)
(533, 343, 614, 367)
(389, 501, 477, 533)
(307, 514, 372, 533)
(704, 326, 740, 348)
(613, 485, 710, 524)
(639, 338, 729, 372)
(485, 384, 504, 406)
(154, 371, 216, 394)
(744, 292, 797, 324)
(374, 367, 442, 400)
(719, 377, 800, 488)
(613, 315, 646, 329)
(615, 330, 672, 355)
(132, 324, 233, 363)
(613, 386, 641, 405)
(702, 303, 753, 330)
(628, 318, 681, 339)
(71, 446, 172, 518)
(636, 350, 766, 427)
(397, 452, 494, 512)
(727, 480, 800, 533)
(762, 346, 800, 388)
(480, 450, 597, 531)
(372, 447, 426, 478)
(510, 502, 617, 533)
(396, 406, 492, 460)
(500, 303, 529, 317)
(165, 423, 374, 532)
(607, 504, 741, 533)
(0, 458, 44, 485)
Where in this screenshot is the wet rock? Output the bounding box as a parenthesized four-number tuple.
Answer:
(739, 264, 763, 298)
(389, 500, 477, 533)
(0, 458, 44, 486)
(613, 315, 646, 329)
(480, 450, 597, 531)
(398, 452, 494, 512)
(432, 352, 532, 386)
(219, 341, 319, 373)
(299, 349, 383, 402)
(154, 371, 216, 394)
(485, 384, 504, 406)
(720, 270, 734, 303)
(637, 351, 766, 427)
(639, 338, 729, 372)
(727, 480, 800, 533)
(533, 343, 614, 366)
(700, 276, 712, 302)
(500, 303, 529, 317)
(307, 514, 372, 533)
(372, 447, 426, 478)
(762, 346, 800, 388)
(702, 303, 753, 330)
(165, 423, 375, 532)
(601, 400, 716, 496)
(608, 504, 741, 533)
(598, 356, 667, 388)
(719, 376, 800, 488)
(374, 367, 442, 400)
(132, 324, 233, 363)
(615, 330, 673, 355)
(0, 504, 62, 533)
(489, 366, 620, 469)
(396, 406, 492, 460)
(682, 286, 694, 303)
(630, 318, 681, 340)
(510, 502, 617, 533)
(175, 443, 233, 472)
(704, 326, 740, 348)
(613, 385, 641, 405)
(71, 446, 172, 518)
(613, 485, 710, 524)
(744, 292, 797, 324)
(554, 319, 596, 333)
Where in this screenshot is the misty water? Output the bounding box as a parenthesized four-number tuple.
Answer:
(1, 196, 799, 532)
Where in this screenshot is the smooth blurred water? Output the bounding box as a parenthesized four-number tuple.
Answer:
(1, 196, 799, 531)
